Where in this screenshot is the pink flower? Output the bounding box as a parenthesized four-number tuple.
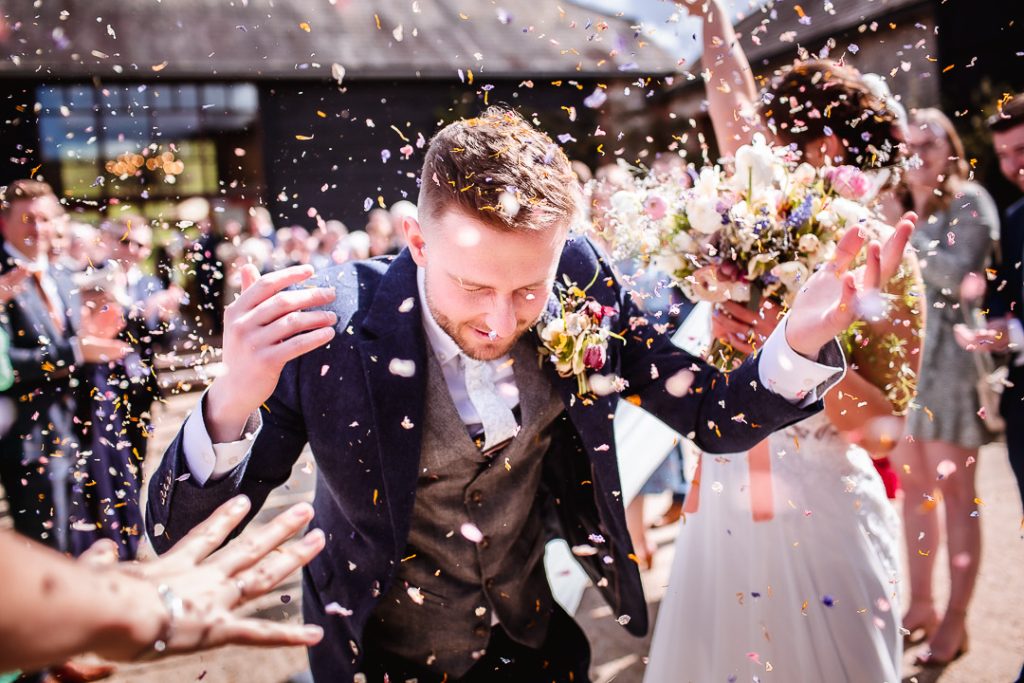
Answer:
(583, 343, 606, 371)
(643, 195, 667, 220)
(828, 165, 871, 201)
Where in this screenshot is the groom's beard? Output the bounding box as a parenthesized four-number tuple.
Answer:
(425, 290, 541, 362)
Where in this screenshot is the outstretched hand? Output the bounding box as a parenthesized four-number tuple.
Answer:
(205, 264, 337, 442)
(785, 212, 917, 359)
(101, 496, 325, 661)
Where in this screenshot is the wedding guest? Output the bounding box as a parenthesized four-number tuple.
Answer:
(310, 220, 349, 271)
(0, 180, 128, 551)
(61, 221, 104, 272)
(0, 496, 324, 678)
(644, 4, 922, 681)
(102, 216, 179, 460)
(68, 266, 143, 559)
(191, 215, 227, 337)
(955, 95, 1024, 495)
(890, 108, 999, 664)
(389, 201, 417, 252)
(339, 229, 370, 261)
(366, 208, 398, 257)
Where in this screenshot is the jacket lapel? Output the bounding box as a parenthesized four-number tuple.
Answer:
(357, 252, 429, 558)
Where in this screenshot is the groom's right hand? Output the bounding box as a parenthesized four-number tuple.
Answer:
(205, 264, 337, 443)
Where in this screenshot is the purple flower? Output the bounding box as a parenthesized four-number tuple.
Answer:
(785, 194, 814, 228)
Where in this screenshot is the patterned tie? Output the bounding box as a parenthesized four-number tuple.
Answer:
(462, 355, 519, 453)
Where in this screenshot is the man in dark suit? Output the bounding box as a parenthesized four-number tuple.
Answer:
(957, 93, 1024, 683)
(0, 180, 129, 551)
(961, 95, 1024, 512)
(146, 108, 915, 682)
(101, 215, 182, 461)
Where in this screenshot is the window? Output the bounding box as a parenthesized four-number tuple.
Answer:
(36, 82, 263, 218)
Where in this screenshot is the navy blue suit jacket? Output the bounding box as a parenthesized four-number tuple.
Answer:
(989, 198, 1024, 324)
(146, 237, 827, 680)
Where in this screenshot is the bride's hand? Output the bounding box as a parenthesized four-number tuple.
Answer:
(785, 212, 917, 360)
(711, 300, 784, 355)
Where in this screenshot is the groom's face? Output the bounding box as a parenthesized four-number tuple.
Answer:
(405, 207, 567, 361)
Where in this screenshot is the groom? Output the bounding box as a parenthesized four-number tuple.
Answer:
(146, 107, 912, 681)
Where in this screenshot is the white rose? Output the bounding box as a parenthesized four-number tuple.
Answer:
(830, 197, 870, 226)
(792, 162, 817, 186)
(746, 252, 777, 280)
(815, 209, 838, 228)
(798, 233, 821, 254)
(772, 261, 810, 293)
(686, 197, 723, 234)
(609, 190, 641, 216)
(728, 200, 753, 226)
(540, 318, 566, 343)
(733, 133, 782, 190)
(564, 312, 589, 336)
(652, 253, 686, 276)
(692, 166, 721, 199)
(671, 231, 698, 254)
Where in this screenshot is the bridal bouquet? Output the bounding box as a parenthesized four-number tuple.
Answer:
(601, 134, 876, 367)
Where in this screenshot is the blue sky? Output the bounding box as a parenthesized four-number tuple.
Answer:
(570, 0, 768, 66)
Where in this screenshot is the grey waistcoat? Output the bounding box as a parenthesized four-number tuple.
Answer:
(362, 337, 566, 677)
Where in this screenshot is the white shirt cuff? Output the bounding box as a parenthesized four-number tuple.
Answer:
(758, 316, 845, 407)
(182, 393, 263, 486)
(1007, 318, 1024, 350)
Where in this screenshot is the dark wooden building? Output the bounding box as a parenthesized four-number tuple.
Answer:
(0, 0, 673, 229)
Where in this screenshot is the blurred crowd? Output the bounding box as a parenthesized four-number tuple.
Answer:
(0, 184, 414, 564)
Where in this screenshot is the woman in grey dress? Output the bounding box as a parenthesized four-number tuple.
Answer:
(894, 108, 1000, 666)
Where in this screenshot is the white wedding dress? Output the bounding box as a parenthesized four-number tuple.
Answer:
(644, 412, 903, 683)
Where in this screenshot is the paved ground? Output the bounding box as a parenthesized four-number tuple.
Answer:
(100, 393, 1024, 681)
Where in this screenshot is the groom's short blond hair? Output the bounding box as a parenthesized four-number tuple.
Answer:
(418, 107, 580, 232)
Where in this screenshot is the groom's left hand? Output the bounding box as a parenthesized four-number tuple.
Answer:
(785, 212, 917, 360)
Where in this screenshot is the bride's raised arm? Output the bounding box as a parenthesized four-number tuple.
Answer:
(687, 0, 768, 156)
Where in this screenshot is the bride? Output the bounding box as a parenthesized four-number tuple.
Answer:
(643, 2, 924, 681)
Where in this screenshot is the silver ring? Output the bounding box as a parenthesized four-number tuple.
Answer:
(235, 578, 247, 599)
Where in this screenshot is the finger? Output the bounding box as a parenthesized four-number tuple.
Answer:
(253, 310, 338, 348)
(246, 287, 337, 328)
(718, 300, 758, 325)
(240, 264, 261, 293)
(233, 265, 316, 313)
(265, 327, 337, 367)
(162, 495, 252, 565)
(712, 314, 752, 339)
(862, 241, 882, 291)
(210, 502, 314, 575)
(827, 272, 858, 329)
(78, 538, 121, 567)
(233, 529, 325, 606)
(880, 212, 916, 281)
(830, 225, 868, 275)
(204, 618, 324, 650)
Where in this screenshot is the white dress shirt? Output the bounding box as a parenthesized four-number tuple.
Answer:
(182, 273, 843, 485)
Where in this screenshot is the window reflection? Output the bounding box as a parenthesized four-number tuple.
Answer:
(35, 82, 262, 214)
